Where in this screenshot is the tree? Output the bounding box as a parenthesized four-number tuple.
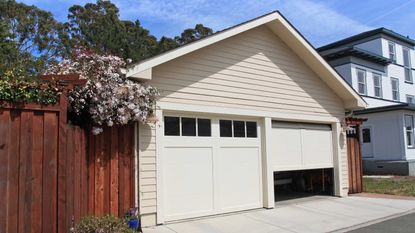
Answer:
(0, 0, 64, 77)
(175, 24, 214, 45)
(156, 36, 179, 54)
(65, 0, 158, 62)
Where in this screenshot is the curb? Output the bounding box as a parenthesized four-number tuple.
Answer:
(330, 209, 415, 233)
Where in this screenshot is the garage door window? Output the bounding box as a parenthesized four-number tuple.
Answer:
(246, 122, 257, 138)
(197, 118, 211, 136)
(164, 117, 180, 136)
(220, 120, 257, 138)
(182, 117, 196, 136)
(233, 121, 246, 137)
(165, 116, 212, 137)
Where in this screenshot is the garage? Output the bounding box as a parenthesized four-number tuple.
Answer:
(271, 121, 335, 201)
(161, 115, 263, 222)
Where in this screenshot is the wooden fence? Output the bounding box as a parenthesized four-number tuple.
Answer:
(0, 78, 136, 233)
(346, 118, 365, 194)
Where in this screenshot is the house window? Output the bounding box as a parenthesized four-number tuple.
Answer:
(165, 116, 212, 137)
(362, 128, 371, 143)
(356, 69, 367, 95)
(373, 73, 382, 98)
(405, 115, 415, 148)
(388, 42, 396, 62)
(407, 95, 415, 104)
(403, 48, 412, 83)
(391, 78, 400, 101)
(220, 120, 258, 138)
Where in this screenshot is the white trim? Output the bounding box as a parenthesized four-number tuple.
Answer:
(134, 122, 139, 208)
(332, 122, 345, 197)
(155, 109, 164, 224)
(262, 117, 274, 208)
(158, 102, 341, 124)
(126, 12, 366, 109)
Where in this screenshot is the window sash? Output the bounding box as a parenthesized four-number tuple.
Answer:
(407, 95, 415, 104)
(405, 115, 414, 147)
(373, 74, 382, 97)
(389, 42, 396, 62)
(357, 69, 366, 94)
(391, 78, 399, 101)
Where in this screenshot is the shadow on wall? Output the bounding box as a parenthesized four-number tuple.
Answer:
(138, 122, 154, 151)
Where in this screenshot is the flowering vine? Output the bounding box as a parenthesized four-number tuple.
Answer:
(46, 47, 158, 134)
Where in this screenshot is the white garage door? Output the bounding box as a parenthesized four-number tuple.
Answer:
(271, 121, 333, 171)
(162, 115, 262, 221)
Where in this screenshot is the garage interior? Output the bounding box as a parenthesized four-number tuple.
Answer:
(274, 168, 334, 202)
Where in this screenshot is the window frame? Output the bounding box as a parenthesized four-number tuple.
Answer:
(219, 119, 258, 138)
(388, 42, 396, 63)
(405, 115, 415, 148)
(407, 95, 415, 104)
(403, 47, 413, 83)
(356, 68, 367, 95)
(372, 73, 382, 98)
(362, 128, 371, 143)
(164, 116, 212, 137)
(391, 77, 400, 101)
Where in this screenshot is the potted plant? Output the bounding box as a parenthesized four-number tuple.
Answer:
(125, 207, 140, 231)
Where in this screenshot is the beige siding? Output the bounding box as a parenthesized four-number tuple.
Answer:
(138, 123, 157, 217)
(150, 26, 345, 118)
(138, 25, 349, 219)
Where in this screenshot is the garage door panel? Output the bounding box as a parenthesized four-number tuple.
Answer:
(164, 147, 214, 219)
(302, 129, 333, 167)
(272, 128, 302, 170)
(217, 147, 262, 210)
(271, 122, 333, 171)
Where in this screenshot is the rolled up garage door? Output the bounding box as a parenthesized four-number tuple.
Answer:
(271, 121, 333, 171)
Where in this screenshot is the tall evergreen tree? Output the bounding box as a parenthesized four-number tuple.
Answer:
(64, 0, 158, 62)
(0, 0, 64, 77)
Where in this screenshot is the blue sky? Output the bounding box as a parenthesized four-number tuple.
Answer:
(19, 0, 415, 47)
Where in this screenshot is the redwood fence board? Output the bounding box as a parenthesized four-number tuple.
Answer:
(1, 83, 136, 233)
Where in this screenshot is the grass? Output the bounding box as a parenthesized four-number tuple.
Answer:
(363, 176, 415, 197)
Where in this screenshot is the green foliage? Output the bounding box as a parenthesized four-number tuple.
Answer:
(0, 0, 215, 77)
(0, 75, 61, 105)
(175, 24, 214, 45)
(73, 215, 135, 233)
(64, 0, 158, 62)
(0, 0, 65, 77)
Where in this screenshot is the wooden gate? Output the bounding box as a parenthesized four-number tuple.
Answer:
(0, 76, 136, 233)
(346, 118, 366, 194)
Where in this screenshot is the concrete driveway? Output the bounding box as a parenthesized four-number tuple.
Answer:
(142, 196, 415, 233)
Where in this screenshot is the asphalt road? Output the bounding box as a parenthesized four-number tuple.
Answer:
(347, 213, 415, 233)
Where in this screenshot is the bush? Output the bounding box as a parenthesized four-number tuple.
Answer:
(72, 215, 135, 233)
(0, 77, 61, 105)
(46, 47, 159, 134)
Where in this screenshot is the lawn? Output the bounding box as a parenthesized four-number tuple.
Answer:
(363, 176, 415, 197)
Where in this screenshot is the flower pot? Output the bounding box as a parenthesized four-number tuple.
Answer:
(128, 219, 140, 231)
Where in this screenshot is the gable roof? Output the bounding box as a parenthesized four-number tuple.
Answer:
(318, 27, 415, 52)
(126, 11, 366, 110)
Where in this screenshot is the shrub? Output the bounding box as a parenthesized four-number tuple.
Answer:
(72, 215, 135, 233)
(46, 47, 158, 134)
(0, 76, 61, 105)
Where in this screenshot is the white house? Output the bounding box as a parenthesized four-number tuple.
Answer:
(319, 28, 415, 175)
(127, 11, 365, 227)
